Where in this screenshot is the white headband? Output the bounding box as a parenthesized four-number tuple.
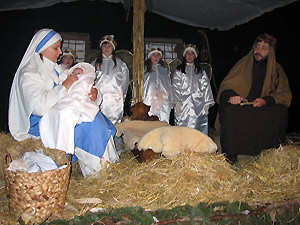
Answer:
(183, 47, 198, 58)
(147, 49, 162, 59)
(62, 51, 75, 59)
(62, 53, 75, 60)
(99, 35, 116, 50)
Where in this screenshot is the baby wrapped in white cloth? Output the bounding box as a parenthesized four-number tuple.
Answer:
(39, 62, 100, 154)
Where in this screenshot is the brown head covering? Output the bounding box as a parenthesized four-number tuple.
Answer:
(217, 33, 292, 107)
(255, 33, 277, 49)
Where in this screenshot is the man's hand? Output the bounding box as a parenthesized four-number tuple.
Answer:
(89, 87, 98, 102)
(228, 96, 247, 105)
(253, 98, 266, 107)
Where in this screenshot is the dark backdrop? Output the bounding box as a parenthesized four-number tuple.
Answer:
(0, 0, 299, 132)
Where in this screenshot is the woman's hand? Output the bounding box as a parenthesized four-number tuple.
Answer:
(253, 98, 266, 107)
(89, 87, 98, 102)
(62, 74, 78, 90)
(228, 96, 247, 105)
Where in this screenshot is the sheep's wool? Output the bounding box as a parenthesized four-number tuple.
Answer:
(115, 121, 170, 149)
(137, 126, 217, 158)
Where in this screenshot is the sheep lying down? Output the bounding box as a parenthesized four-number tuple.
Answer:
(137, 126, 217, 158)
(115, 120, 171, 150)
(115, 121, 217, 158)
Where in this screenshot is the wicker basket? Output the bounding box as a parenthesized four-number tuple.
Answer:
(4, 154, 71, 223)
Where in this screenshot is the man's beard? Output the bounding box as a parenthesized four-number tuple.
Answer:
(253, 53, 268, 62)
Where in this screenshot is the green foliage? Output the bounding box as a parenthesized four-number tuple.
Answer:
(42, 201, 300, 225)
(109, 206, 154, 224)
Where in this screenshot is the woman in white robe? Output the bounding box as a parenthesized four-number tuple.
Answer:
(91, 35, 130, 125)
(143, 48, 172, 123)
(172, 44, 215, 135)
(8, 28, 118, 177)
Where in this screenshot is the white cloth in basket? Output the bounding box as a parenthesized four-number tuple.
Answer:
(7, 150, 62, 173)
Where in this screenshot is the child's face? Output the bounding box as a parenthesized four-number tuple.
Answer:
(101, 42, 114, 57)
(150, 53, 161, 65)
(185, 50, 196, 63)
(72, 68, 84, 76)
(62, 55, 74, 67)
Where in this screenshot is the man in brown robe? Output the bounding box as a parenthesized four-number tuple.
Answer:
(216, 33, 292, 163)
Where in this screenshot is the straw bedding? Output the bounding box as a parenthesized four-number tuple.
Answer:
(1, 132, 300, 223)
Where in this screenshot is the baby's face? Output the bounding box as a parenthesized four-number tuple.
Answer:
(72, 68, 84, 76)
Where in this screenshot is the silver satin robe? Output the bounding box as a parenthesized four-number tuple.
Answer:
(93, 56, 129, 124)
(172, 63, 215, 134)
(143, 64, 172, 123)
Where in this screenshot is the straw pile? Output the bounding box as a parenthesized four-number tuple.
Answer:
(1, 132, 300, 223)
(66, 145, 300, 213)
(236, 145, 300, 205)
(67, 151, 238, 211)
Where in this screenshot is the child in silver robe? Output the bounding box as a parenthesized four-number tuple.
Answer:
(143, 47, 172, 123)
(92, 35, 130, 125)
(172, 44, 214, 135)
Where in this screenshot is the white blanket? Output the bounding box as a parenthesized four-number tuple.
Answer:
(39, 68, 99, 154)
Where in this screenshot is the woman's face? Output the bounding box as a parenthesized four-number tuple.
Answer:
(150, 53, 161, 65)
(185, 50, 196, 63)
(101, 42, 114, 57)
(42, 40, 62, 63)
(62, 55, 74, 67)
(42, 40, 62, 62)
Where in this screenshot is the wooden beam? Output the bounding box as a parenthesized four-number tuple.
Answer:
(132, 0, 145, 103)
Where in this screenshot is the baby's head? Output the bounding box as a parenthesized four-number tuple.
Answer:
(72, 68, 84, 76)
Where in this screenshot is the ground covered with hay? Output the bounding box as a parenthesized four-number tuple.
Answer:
(1, 132, 300, 224)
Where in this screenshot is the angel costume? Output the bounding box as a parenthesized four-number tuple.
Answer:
(92, 56, 129, 124)
(8, 29, 118, 177)
(143, 64, 172, 123)
(172, 64, 215, 135)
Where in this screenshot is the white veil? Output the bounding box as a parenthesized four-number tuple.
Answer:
(9, 28, 62, 141)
